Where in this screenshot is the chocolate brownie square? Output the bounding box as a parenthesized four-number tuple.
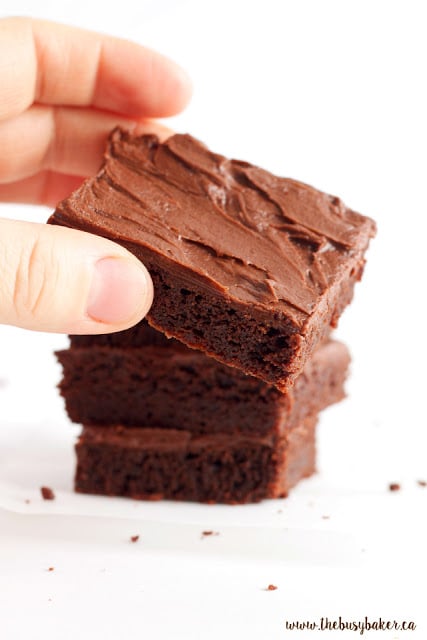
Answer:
(74, 417, 317, 503)
(57, 332, 350, 437)
(49, 129, 374, 389)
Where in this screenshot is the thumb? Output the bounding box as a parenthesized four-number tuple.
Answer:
(0, 217, 153, 333)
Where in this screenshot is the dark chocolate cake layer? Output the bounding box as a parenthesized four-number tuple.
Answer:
(57, 339, 350, 436)
(75, 417, 317, 504)
(50, 129, 375, 390)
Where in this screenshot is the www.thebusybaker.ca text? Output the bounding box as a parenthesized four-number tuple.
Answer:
(284, 616, 416, 635)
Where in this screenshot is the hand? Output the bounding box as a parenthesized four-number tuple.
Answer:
(0, 17, 191, 334)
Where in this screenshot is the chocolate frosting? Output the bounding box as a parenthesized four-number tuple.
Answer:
(80, 425, 275, 451)
(51, 129, 376, 319)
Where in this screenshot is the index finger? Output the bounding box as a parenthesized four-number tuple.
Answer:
(0, 17, 192, 121)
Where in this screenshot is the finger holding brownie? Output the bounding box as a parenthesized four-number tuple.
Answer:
(0, 16, 192, 334)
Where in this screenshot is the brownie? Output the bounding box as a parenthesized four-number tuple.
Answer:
(49, 129, 375, 390)
(57, 337, 350, 436)
(69, 321, 179, 349)
(74, 417, 317, 504)
(60, 325, 348, 503)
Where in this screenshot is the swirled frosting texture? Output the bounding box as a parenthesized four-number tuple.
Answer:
(52, 129, 376, 320)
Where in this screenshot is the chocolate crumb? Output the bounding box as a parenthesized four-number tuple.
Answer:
(201, 530, 219, 537)
(389, 483, 401, 492)
(47, 567, 54, 572)
(40, 486, 55, 500)
(266, 584, 278, 591)
(130, 535, 140, 543)
(417, 480, 426, 487)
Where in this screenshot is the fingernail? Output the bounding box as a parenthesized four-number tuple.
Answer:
(87, 257, 152, 325)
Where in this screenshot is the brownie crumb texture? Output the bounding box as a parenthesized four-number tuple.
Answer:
(266, 584, 278, 591)
(40, 486, 55, 500)
(201, 530, 219, 538)
(130, 535, 140, 543)
(388, 483, 401, 492)
(417, 480, 426, 488)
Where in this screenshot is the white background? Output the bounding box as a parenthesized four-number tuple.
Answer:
(0, 1, 426, 638)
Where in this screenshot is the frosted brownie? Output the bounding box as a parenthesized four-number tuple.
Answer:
(57, 333, 349, 437)
(50, 129, 374, 390)
(74, 417, 317, 504)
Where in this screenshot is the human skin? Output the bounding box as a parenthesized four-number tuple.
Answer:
(0, 17, 192, 334)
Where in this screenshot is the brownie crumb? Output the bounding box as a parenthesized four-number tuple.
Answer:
(130, 535, 140, 543)
(266, 584, 278, 591)
(47, 567, 54, 572)
(201, 530, 219, 538)
(417, 480, 426, 487)
(388, 483, 401, 492)
(40, 486, 55, 500)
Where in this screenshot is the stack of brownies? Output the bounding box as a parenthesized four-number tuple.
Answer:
(52, 129, 375, 503)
